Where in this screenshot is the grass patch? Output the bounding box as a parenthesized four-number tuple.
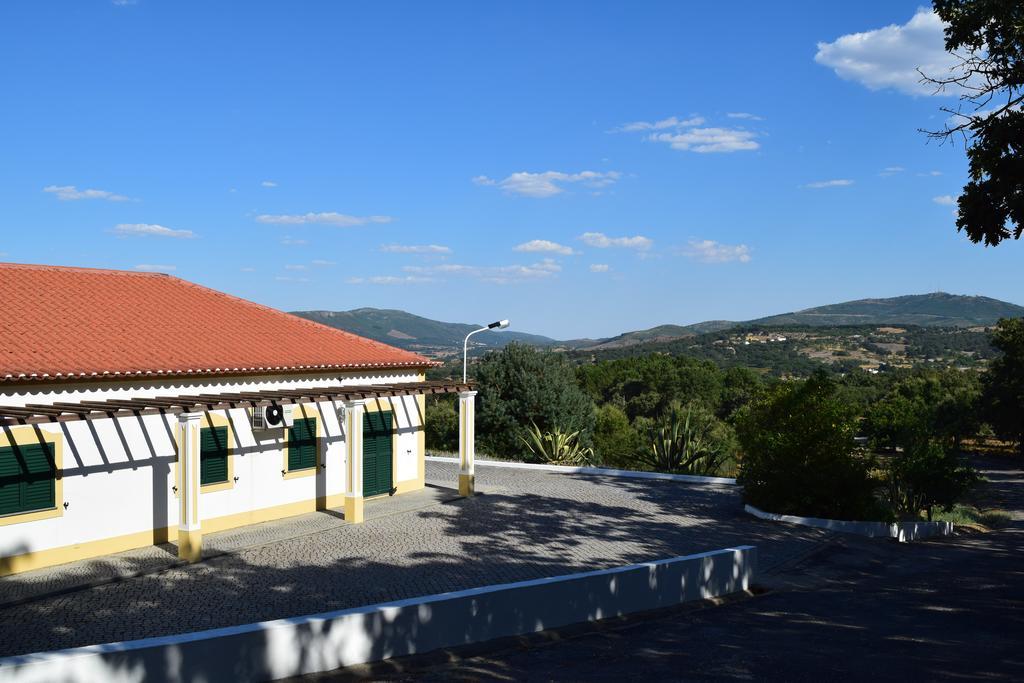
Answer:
(928, 504, 1012, 529)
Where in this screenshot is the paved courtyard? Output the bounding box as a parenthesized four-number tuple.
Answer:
(0, 461, 830, 658)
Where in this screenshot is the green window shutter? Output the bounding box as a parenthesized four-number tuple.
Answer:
(200, 426, 229, 485)
(287, 418, 317, 471)
(362, 411, 393, 497)
(0, 442, 56, 516)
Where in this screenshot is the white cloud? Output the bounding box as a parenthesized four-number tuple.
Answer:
(514, 239, 576, 255)
(613, 115, 705, 132)
(134, 264, 176, 272)
(380, 244, 452, 254)
(256, 212, 393, 227)
(684, 240, 752, 264)
(579, 232, 653, 250)
(726, 112, 764, 121)
(803, 179, 854, 189)
(403, 258, 561, 284)
(933, 194, 957, 206)
(261, 180, 278, 188)
(311, 259, 335, 266)
(473, 171, 620, 198)
(919, 170, 943, 176)
(589, 263, 610, 273)
(880, 166, 905, 176)
(649, 128, 759, 153)
(112, 223, 194, 239)
(347, 275, 435, 285)
(284, 264, 307, 271)
(112, 0, 137, 5)
(281, 237, 308, 246)
(44, 185, 130, 202)
(614, 115, 760, 154)
(814, 9, 964, 96)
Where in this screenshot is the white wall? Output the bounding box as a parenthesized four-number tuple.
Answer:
(0, 370, 425, 563)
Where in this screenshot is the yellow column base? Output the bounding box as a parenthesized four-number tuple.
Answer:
(345, 496, 365, 523)
(459, 473, 475, 497)
(178, 529, 203, 563)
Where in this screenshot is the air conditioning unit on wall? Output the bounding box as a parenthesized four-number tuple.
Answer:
(253, 405, 293, 430)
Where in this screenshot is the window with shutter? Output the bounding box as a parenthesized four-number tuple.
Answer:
(0, 442, 56, 517)
(287, 418, 318, 472)
(200, 426, 230, 486)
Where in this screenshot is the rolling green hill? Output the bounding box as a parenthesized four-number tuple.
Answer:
(292, 293, 1023, 358)
(746, 293, 1024, 328)
(292, 308, 557, 355)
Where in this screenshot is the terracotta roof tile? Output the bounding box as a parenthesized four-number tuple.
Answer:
(0, 263, 434, 383)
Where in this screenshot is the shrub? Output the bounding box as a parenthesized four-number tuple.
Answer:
(637, 402, 735, 476)
(518, 422, 596, 466)
(736, 371, 880, 520)
(424, 395, 459, 452)
(885, 442, 978, 521)
(592, 404, 640, 468)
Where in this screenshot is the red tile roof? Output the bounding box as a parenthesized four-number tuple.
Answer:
(0, 263, 435, 383)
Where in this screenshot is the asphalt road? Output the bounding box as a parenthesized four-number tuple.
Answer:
(304, 459, 1024, 682)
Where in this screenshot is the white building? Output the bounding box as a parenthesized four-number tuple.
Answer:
(0, 263, 476, 575)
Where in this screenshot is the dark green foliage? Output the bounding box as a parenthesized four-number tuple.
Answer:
(736, 372, 880, 520)
(424, 395, 459, 452)
(928, 1, 1023, 246)
(592, 404, 641, 468)
(864, 369, 982, 451)
(982, 318, 1024, 454)
(475, 343, 595, 459)
(638, 403, 736, 476)
(885, 442, 978, 521)
(576, 354, 724, 420)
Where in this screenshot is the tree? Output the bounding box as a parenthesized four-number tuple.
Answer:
(592, 404, 641, 468)
(886, 442, 977, 520)
(982, 318, 1024, 454)
(736, 371, 880, 520)
(923, 1, 1024, 246)
(424, 395, 459, 453)
(475, 343, 596, 459)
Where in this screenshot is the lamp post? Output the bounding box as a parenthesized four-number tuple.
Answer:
(463, 319, 510, 383)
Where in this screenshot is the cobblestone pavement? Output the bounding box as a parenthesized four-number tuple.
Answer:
(313, 458, 1024, 683)
(0, 462, 830, 657)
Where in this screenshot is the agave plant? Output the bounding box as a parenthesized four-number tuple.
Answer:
(640, 403, 729, 476)
(518, 422, 595, 466)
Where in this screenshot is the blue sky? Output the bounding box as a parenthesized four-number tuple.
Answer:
(0, 1, 1019, 340)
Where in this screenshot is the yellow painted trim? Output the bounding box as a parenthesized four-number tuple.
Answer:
(282, 404, 323, 480)
(459, 473, 475, 497)
(0, 425, 63, 527)
(344, 495, 364, 523)
(199, 411, 235, 493)
(178, 529, 202, 563)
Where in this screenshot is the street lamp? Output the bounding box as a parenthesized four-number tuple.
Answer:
(463, 319, 510, 382)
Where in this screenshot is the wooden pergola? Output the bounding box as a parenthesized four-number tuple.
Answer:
(1, 378, 479, 564)
(0, 379, 473, 427)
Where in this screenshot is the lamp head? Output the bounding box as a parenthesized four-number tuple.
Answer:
(489, 319, 510, 329)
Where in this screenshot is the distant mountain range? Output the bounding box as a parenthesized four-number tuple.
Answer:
(292, 293, 1024, 357)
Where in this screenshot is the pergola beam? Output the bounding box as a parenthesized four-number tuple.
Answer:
(0, 380, 474, 427)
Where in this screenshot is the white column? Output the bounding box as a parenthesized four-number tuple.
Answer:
(177, 411, 203, 562)
(343, 399, 367, 523)
(458, 390, 477, 496)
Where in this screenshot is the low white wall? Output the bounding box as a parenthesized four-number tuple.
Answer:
(0, 545, 757, 683)
(744, 504, 953, 542)
(0, 371, 425, 564)
(426, 456, 736, 485)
